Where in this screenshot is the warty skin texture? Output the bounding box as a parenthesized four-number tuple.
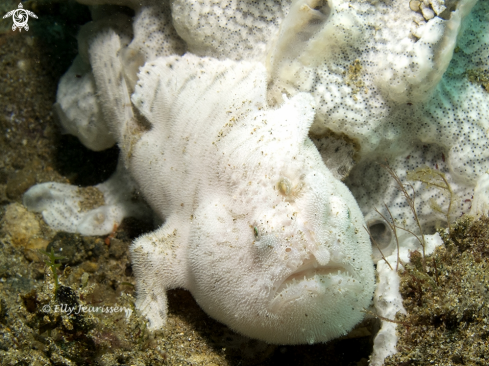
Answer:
(127, 55, 375, 344)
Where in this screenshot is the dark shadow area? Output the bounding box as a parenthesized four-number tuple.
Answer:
(26, 0, 92, 78)
(168, 289, 375, 366)
(117, 216, 155, 241)
(262, 335, 373, 366)
(54, 134, 119, 186)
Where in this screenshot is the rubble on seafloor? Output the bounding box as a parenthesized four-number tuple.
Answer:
(384, 216, 489, 365)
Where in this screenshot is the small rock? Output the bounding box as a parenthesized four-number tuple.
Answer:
(46, 232, 86, 265)
(108, 238, 127, 259)
(82, 237, 108, 258)
(7, 277, 35, 293)
(80, 272, 90, 287)
(409, 0, 421, 11)
(430, 0, 446, 15)
(24, 237, 50, 262)
(3, 203, 41, 246)
(420, 3, 435, 20)
(6, 169, 36, 199)
(17, 59, 31, 72)
(81, 261, 99, 273)
(66, 266, 86, 285)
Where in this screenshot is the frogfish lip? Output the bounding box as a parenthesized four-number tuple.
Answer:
(269, 257, 357, 313)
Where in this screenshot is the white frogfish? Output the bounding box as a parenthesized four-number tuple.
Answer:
(24, 30, 374, 344)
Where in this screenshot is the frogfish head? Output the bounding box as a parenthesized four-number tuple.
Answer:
(188, 93, 375, 344)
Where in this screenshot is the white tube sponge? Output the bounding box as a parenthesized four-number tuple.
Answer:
(23, 161, 151, 236)
(54, 56, 115, 151)
(267, 0, 364, 104)
(54, 13, 134, 151)
(171, 0, 290, 60)
(470, 173, 489, 217)
(375, 0, 478, 104)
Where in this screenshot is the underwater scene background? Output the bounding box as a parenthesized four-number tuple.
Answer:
(0, 0, 488, 365)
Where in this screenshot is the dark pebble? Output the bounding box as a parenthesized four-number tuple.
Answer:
(6, 169, 36, 199)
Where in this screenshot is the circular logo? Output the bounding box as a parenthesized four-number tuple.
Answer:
(12, 8, 29, 30)
(3, 3, 38, 32)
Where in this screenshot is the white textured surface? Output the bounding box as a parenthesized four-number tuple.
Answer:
(269, 0, 486, 174)
(128, 55, 374, 343)
(54, 56, 115, 151)
(55, 13, 134, 150)
(470, 174, 489, 216)
(130, 0, 186, 62)
(172, 0, 291, 61)
(23, 161, 150, 236)
(347, 143, 473, 245)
